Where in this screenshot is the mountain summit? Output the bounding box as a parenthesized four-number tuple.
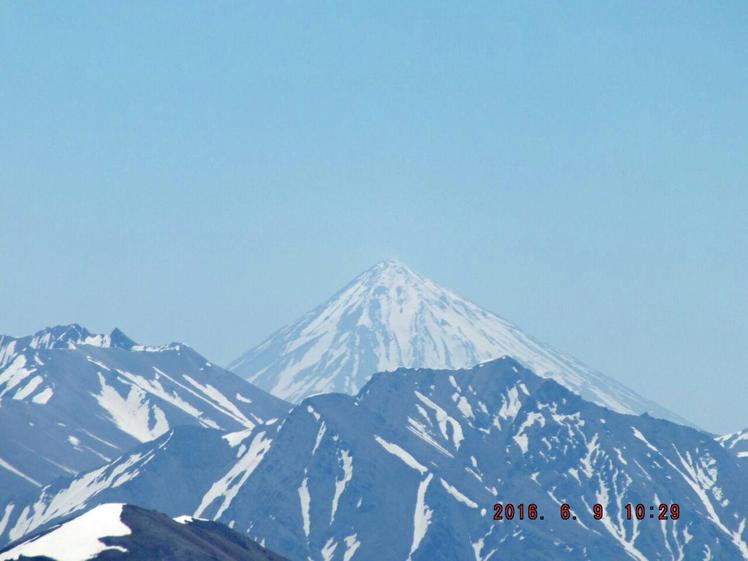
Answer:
(229, 260, 684, 423)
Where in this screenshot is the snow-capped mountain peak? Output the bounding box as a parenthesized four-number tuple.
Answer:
(229, 261, 686, 425)
(0, 324, 289, 502)
(0, 325, 203, 373)
(0, 325, 145, 369)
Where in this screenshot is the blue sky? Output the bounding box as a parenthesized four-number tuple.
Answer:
(1, 2, 746, 433)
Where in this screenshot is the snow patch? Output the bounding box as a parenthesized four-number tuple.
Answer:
(93, 373, 169, 442)
(222, 428, 253, 447)
(0, 503, 130, 561)
(12, 376, 44, 401)
(312, 422, 327, 455)
(439, 478, 478, 508)
(407, 473, 434, 561)
(414, 391, 464, 449)
(0, 356, 34, 399)
(299, 475, 311, 539)
(343, 534, 361, 561)
(330, 449, 353, 524)
(31, 387, 54, 405)
(374, 435, 427, 474)
(321, 537, 337, 561)
(512, 412, 545, 454)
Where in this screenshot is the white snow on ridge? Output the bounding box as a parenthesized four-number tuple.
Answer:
(717, 429, 748, 459)
(195, 431, 272, 520)
(0, 505, 14, 536)
(173, 514, 208, 525)
(0, 356, 35, 399)
(472, 534, 497, 561)
(407, 473, 434, 561)
(312, 422, 327, 456)
(632, 428, 659, 453)
(222, 428, 254, 448)
(343, 534, 361, 561)
(0, 503, 130, 561)
(105, 365, 247, 432)
(229, 260, 682, 424)
(593, 477, 648, 561)
(0, 339, 18, 370)
(717, 430, 748, 447)
(580, 433, 600, 479)
(663, 448, 748, 560)
(321, 537, 337, 561)
(330, 449, 353, 524)
(439, 478, 478, 508)
(182, 375, 254, 428)
(93, 373, 169, 442)
(374, 435, 427, 474)
(497, 386, 522, 421)
(414, 391, 464, 450)
(31, 386, 54, 404)
(406, 417, 454, 458)
(299, 475, 311, 539)
(12, 376, 44, 401)
(512, 412, 545, 454)
(80, 334, 114, 349)
(6, 446, 155, 543)
(456, 395, 474, 419)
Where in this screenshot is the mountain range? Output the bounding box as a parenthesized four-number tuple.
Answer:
(1, 260, 744, 561)
(229, 260, 687, 426)
(2, 358, 746, 560)
(0, 324, 288, 501)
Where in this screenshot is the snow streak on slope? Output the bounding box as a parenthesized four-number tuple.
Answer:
(229, 260, 685, 424)
(0, 325, 289, 501)
(0, 427, 243, 545)
(194, 431, 272, 519)
(718, 428, 748, 459)
(6, 359, 746, 561)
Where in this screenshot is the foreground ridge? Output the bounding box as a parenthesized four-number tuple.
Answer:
(0, 503, 289, 561)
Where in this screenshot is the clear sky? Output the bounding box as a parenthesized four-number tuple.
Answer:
(1, 2, 746, 433)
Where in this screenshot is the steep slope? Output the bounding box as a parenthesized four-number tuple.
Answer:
(4, 358, 746, 561)
(0, 325, 289, 501)
(0, 503, 288, 561)
(229, 260, 686, 425)
(717, 428, 748, 459)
